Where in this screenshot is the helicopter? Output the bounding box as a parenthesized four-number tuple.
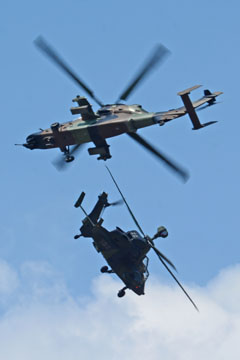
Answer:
(74, 166, 198, 311)
(18, 37, 223, 182)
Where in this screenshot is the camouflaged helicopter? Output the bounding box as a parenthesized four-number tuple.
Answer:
(20, 37, 222, 181)
(74, 167, 198, 310)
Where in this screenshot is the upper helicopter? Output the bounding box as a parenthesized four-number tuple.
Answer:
(19, 37, 222, 181)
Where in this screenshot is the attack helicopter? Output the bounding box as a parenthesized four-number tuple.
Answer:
(18, 37, 223, 182)
(74, 166, 198, 311)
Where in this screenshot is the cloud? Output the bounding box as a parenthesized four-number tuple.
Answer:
(0, 260, 19, 296)
(0, 260, 239, 360)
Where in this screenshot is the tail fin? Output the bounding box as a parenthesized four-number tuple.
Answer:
(178, 85, 217, 130)
(204, 89, 211, 96)
(204, 89, 218, 105)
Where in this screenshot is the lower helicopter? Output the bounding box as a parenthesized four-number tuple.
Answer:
(74, 167, 198, 311)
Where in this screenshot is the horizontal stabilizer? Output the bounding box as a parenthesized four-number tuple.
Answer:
(177, 84, 202, 96)
(74, 192, 85, 208)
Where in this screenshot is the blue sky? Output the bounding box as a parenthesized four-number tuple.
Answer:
(1, 0, 240, 358)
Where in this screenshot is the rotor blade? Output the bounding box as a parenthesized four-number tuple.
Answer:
(149, 242, 177, 272)
(52, 144, 84, 171)
(106, 166, 145, 237)
(104, 199, 124, 208)
(109, 199, 124, 206)
(127, 132, 189, 182)
(158, 256, 199, 311)
(34, 36, 104, 107)
(117, 44, 170, 102)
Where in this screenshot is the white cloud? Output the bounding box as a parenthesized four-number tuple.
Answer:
(0, 260, 19, 296)
(0, 260, 239, 360)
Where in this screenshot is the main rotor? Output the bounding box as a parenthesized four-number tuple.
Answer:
(35, 36, 170, 107)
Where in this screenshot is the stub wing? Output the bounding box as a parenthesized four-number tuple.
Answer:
(70, 96, 98, 121)
(154, 85, 223, 129)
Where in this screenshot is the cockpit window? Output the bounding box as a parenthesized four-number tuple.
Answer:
(97, 108, 111, 115)
(136, 107, 148, 113)
(127, 231, 142, 239)
(113, 108, 132, 114)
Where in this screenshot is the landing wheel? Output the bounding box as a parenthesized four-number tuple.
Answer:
(100, 266, 109, 273)
(117, 289, 126, 298)
(65, 155, 74, 163)
(74, 234, 81, 239)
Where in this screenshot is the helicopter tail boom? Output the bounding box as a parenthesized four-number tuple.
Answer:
(74, 192, 109, 238)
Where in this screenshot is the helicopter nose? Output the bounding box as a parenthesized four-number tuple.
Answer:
(26, 131, 41, 141)
(134, 284, 145, 295)
(125, 270, 145, 295)
(24, 132, 42, 149)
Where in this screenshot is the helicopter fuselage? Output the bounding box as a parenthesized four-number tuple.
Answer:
(91, 225, 150, 296)
(22, 86, 222, 180)
(75, 191, 151, 296)
(24, 104, 156, 152)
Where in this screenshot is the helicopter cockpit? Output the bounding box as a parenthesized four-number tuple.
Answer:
(113, 104, 148, 114)
(127, 230, 146, 242)
(122, 256, 149, 295)
(126, 230, 150, 261)
(24, 131, 47, 149)
(96, 107, 112, 116)
(96, 104, 148, 117)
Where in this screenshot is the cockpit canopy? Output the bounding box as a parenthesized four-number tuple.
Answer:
(96, 104, 148, 116)
(97, 107, 112, 116)
(127, 230, 144, 241)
